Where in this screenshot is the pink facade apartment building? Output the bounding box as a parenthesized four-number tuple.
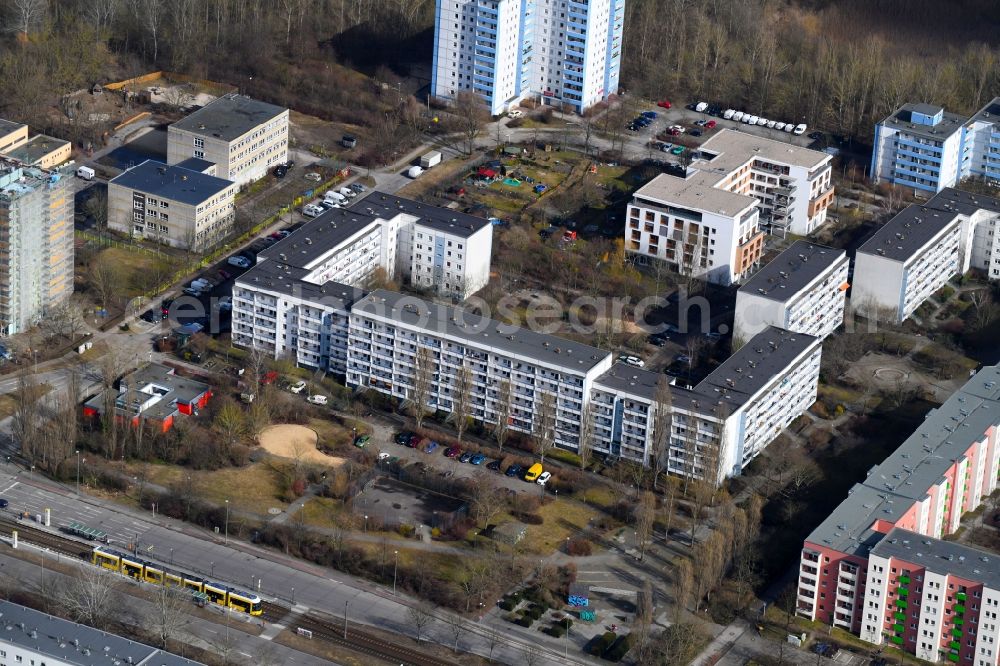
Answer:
(798, 364, 1000, 664)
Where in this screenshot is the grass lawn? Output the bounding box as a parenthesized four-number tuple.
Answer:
(308, 417, 369, 452)
(92, 246, 180, 298)
(299, 496, 347, 530)
(522, 498, 603, 555)
(125, 461, 289, 516)
(0, 383, 52, 419)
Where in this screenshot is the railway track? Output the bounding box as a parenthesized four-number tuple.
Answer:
(0, 517, 457, 665)
(292, 611, 455, 666)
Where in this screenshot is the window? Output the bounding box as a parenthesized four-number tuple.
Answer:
(160, 200, 169, 208)
(194, 150, 205, 159)
(194, 137, 204, 148)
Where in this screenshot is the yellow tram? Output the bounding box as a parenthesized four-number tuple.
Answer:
(92, 546, 262, 616)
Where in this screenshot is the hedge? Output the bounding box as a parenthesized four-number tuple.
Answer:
(603, 633, 635, 662)
(589, 631, 617, 656)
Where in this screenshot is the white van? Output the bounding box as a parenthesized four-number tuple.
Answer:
(695, 101, 708, 113)
(76, 166, 95, 180)
(303, 203, 325, 218)
(794, 123, 808, 135)
(723, 109, 735, 120)
(324, 190, 346, 203)
(732, 111, 745, 122)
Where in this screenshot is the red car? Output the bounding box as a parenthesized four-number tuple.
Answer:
(706, 120, 717, 129)
(667, 128, 681, 136)
(217, 269, 232, 280)
(444, 446, 462, 458)
(657, 100, 672, 109)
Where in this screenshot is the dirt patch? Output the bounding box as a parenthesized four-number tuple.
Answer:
(257, 424, 347, 467)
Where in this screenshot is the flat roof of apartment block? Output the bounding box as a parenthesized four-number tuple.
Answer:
(739, 241, 846, 302)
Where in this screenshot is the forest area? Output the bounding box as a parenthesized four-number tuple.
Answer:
(2, 0, 1000, 147)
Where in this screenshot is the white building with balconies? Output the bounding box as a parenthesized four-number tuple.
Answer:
(734, 241, 849, 342)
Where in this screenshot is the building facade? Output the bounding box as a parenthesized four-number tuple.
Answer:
(431, 0, 624, 115)
(108, 160, 237, 250)
(82, 363, 212, 433)
(0, 160, 74, 335)
(734, 241, 849, 342)
(872, 97, 1000, 194)
(0, 600, 202, 666)
(797, 364, 1000, 664)
(167, 94, 288, 187)
(853, 188, 1000, 322)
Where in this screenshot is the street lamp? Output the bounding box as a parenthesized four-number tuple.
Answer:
(364, 515, 368, 534)
(224, 499, 230, 545)
(393, 550, 398, 595)
(210, 561, 215, 577)
(343, 599, 349, 639)
(75, 450, 81, 495)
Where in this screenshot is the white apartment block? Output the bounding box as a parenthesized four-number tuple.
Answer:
(108, 159, 237, 250)
(431, 0, 624, 115)
(853, 188, 1000, 322)
(347, 289, 614, 449)
(872, 97, 1000, 194)
(588, 327, 822, 484)
(233, 195, 493, 372)
(0, 159, 74, 335)
(167, 94, 288, 187)
(0, 600, 201, 666)
(694, 129, 835, 237)
(735, 241, 849, 342)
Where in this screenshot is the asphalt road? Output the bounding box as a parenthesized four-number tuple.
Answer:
(0, 467, 587, 666)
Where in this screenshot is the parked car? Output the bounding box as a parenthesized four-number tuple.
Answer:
(160, 298, 174, 315)
(227, 255, 251, 269)
(423, 440, 439, 454)
(670, 146, 685, 155)
(621, 355, 645, 368)
(505, 464, 523, 478)
(139, 309, 162, 323)
(487, 460, 502, 471)
(190, 278, 212, 291)
(706, 120, 717, 129)
(217, 269, 232, 280)
(689, 129, 703, 137)
(470, 453, 487, 465)
(350, 183, 366, 193)
(182, 287, 202, 297)
(657, 100, 672, 109)
(536, 471, 552, 486)
(303, 203, 325, 217)
(508, 109, 523, 119)
(641, 111, 658, 119)
(217, 296, 232, 312)
(524, 463, 543, 482)
(338, 187, 356, 199)
(459, 451, 473, 463)
(273, 164, 289, 178)
(289, 380, 307, 394)
(306, 394, 328, 405)
(648, 334, 668, 347)
(444, 446, 461, 458)
(794, 123, 808, 135)
(394, 432, 413, 445)
(304, 172, 322, 182)
(353, 434, 370, 448)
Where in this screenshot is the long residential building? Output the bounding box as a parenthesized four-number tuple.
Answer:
(108, 159, 237, 250)
(853, 188, 1000, 322)
(734, 241, 850, 342)
(0, 600, 202, 666)
(167, 93, 288, 187)
(431, 0, 624, 115)
(871, 97, 1000, 193)
(797, 364, 1000, 664)
(625, 130, 835, 284)
(589, 326, 822, 483)
(0, 159, 74, 335)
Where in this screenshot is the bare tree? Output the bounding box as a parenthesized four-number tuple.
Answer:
(969, 289, 996, 331)
(213, 398, 247, 452)
(448, 364, 473, 441)
(493, 379, 513, 456)
(650, 375, 673, 489)
(407, 604, 434, 643)
(452, 91, 489, 155)
(409, 346, 434, 429)
(533, 390, 557, 464)
(577, 401, 594, 470)
(635, 490, 656, 561)
(59, 565, 120, 630)
(147, 584, 190, 648)
(447, 615, 465, 653)
(88, 254, 124, 312)
(484, 624, 502, 662)
(523, 643, 542, 666)
(8, 0, 48, 38)
(673, 558, 693, 623)
(11, 374, 41, 464)
(470, 474, 507, 528)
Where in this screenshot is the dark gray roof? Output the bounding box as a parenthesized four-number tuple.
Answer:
(83, 363, 211, 422)
(805, 364, 1000, 556)
(348, 191, 491, 239)
(0, 600, 202, 665)
(352, 289, 611, 374)
(2, 134, 69, 165)
(110, 160, 233, 206)
(970, 97, 1000, 125)
(878, 102, 966, 141)
(171, 93, 286, 142)
(174, 157, 216, 173)
(257, 207, 382, 268)
(0, 119, 25, 135)
(857, 187, 1000, 262)
(238, 260, 365, 306)
(739, 241, 846, 303)
(594, 362, 663, 397)
(873, 527, 1000, 588)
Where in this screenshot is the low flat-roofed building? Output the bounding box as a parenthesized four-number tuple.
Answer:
(0, 119, 27, 154)
(167, 93, 288, 186)
(3, 134, 71, 169)
(0, 600, 202, 666)
(735, 241, 849, 341)
(82, 362, 212, 432)
(109, 159, 237, 250)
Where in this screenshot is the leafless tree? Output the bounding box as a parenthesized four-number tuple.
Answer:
(147, 584, 190, 648)
(650, 375, 672, 489)
(635, 490, 656, 561)
(83, 0, 118, 32)
(409, 346, 434, 429)
(88, 254, 124, 312)
(213, 398, 247, 452)
(452, 91, 489, 155)
(493, 379, 513, 456)
(523, 643, 542, 666)
(448, 364, 473, 441)
(407, 604, 434, 643)
(8, 0, 48, 38)
(484, 624, 502, 662)
(969, 289, 996, 331)
(11, 374, 42, 464)
(577, 401, 594, 470)
(59, 565, 120, 630)
(447, 615, 465, 653)
(673, 557, 693, 623)
(533, 390, 557, 464)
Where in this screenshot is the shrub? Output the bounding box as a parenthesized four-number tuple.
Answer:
(513, 512, 544, 525)
(566, 537, 593, 556)
(498, 597, 517, 611)
(516, 615, 534, 627)
(527, 604, 544, 620)
(548, 448, 582, 467)
(544, 624, 567, 637)
(398, 524, 414, 538)
(588, 632, 617, 656)
(602, 633, 636, 662)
